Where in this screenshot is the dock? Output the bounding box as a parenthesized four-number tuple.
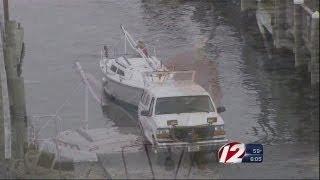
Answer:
(241, 0, 319, 85)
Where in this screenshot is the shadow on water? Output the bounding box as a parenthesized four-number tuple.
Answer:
(100, 92, 139, 135)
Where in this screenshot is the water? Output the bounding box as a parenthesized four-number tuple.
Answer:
(7, 0, 319, 178)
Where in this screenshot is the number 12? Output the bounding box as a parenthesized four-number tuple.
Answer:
(219, 143, 245, 163)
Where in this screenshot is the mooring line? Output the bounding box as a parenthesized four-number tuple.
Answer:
(187, 152, 195, 178)
(144, 144, 155, 180)
(74, 61, 101, 103)
(121, 146, 129, 179)
(121, 143, 148, 179)
(174, 148, 185, 179)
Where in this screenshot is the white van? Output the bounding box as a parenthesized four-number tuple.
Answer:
(138, 77, 228, 152)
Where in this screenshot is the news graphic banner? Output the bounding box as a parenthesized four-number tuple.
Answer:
(218, 142, 263, 164)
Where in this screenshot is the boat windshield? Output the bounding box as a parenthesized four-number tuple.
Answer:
(155, 95, 215, 115)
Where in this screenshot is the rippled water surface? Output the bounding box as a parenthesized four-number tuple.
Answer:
(8, 0, 319, 178)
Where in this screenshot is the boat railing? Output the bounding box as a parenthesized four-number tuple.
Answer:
(142, 70, 196, 87)
(144, 43, 157, 59)
(101, 49, 138, 60)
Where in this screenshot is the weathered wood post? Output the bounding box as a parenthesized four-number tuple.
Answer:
(3, 21, 27, 160)
(0, 0, 8, 160)
(310, 11, 319, 86)
(0, 19, 13, 163)
(273, 0, 287, 48)
(293, 0, 306, 68)
(0, 0, 8, 161)
(0, 30, 3, 161)
(256, 0, 273, 59)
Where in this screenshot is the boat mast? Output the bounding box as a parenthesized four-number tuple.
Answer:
(120, 25, 156, 70)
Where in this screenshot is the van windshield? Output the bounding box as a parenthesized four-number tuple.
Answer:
(155, 95, 215, 115)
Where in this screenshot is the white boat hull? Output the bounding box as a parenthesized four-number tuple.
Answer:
(103, 75, 144, 107)
(99, 25, 164, 107)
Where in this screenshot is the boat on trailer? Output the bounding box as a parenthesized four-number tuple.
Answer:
(100, 25, 166, 107)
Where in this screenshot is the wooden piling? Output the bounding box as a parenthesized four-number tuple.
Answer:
(3, 0, 8, 26)
(0, 0, 6, 161)
(1, 2, 11, 160)
(310, 11, 319, 85)
(0, 36, 3, 161)
(3, 21, 27, 159)
(293, 0, 306, 67)
(273, 0, 287, 49)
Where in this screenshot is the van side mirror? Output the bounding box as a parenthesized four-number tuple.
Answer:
(217, 106, 226, 113)
(140, 110, 149, 116)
